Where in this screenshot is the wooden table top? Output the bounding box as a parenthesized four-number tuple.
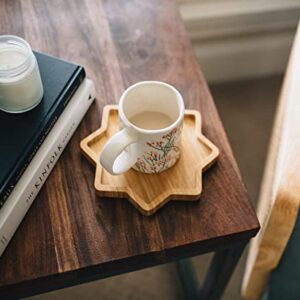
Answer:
(0, 0, 259, 298)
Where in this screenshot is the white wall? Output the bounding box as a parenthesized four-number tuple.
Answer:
(179, 0, 300, 83)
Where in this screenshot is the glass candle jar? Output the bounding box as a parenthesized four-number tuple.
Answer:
(0, 35, 43, 113)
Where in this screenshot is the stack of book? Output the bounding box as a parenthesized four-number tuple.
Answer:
(0, 52, 95, 256)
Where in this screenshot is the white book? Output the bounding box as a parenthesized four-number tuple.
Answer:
(0, 78, 95, 256)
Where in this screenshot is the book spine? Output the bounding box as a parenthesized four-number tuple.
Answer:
(0, 67, 86, 207)
(0, 79, 94, 256)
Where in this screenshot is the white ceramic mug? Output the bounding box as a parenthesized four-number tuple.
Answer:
(100, 81, 185, 175)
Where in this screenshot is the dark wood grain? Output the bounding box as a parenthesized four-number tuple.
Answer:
(0, 0, 259, 298)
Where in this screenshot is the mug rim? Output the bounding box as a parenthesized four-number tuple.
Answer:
(119, 81, 185, 135)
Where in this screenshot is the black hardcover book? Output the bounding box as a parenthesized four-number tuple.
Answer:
(0, 52, 85, 206)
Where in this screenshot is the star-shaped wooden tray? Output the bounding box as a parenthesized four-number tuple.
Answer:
(80, 105, 219, 215)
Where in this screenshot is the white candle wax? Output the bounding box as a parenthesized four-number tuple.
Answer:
(0, 36, 43, 113)
(0, 48, 27, 69)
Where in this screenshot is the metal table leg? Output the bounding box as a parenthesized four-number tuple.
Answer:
(177, 242, 247, 300)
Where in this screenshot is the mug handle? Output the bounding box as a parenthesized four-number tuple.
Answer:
(100, 128, 138, 175)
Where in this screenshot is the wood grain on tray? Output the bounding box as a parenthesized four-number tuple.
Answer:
(80, 105, 219, 215)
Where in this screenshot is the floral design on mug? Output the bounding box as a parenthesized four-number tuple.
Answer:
(134, 127, 181, 173)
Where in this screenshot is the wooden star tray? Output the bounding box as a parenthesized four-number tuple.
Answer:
(80, 105, 219, 215)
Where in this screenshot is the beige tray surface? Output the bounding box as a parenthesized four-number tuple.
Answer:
(80, 105, 219, 215)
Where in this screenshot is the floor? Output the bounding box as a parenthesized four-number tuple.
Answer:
(28, 75, 281, 300)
